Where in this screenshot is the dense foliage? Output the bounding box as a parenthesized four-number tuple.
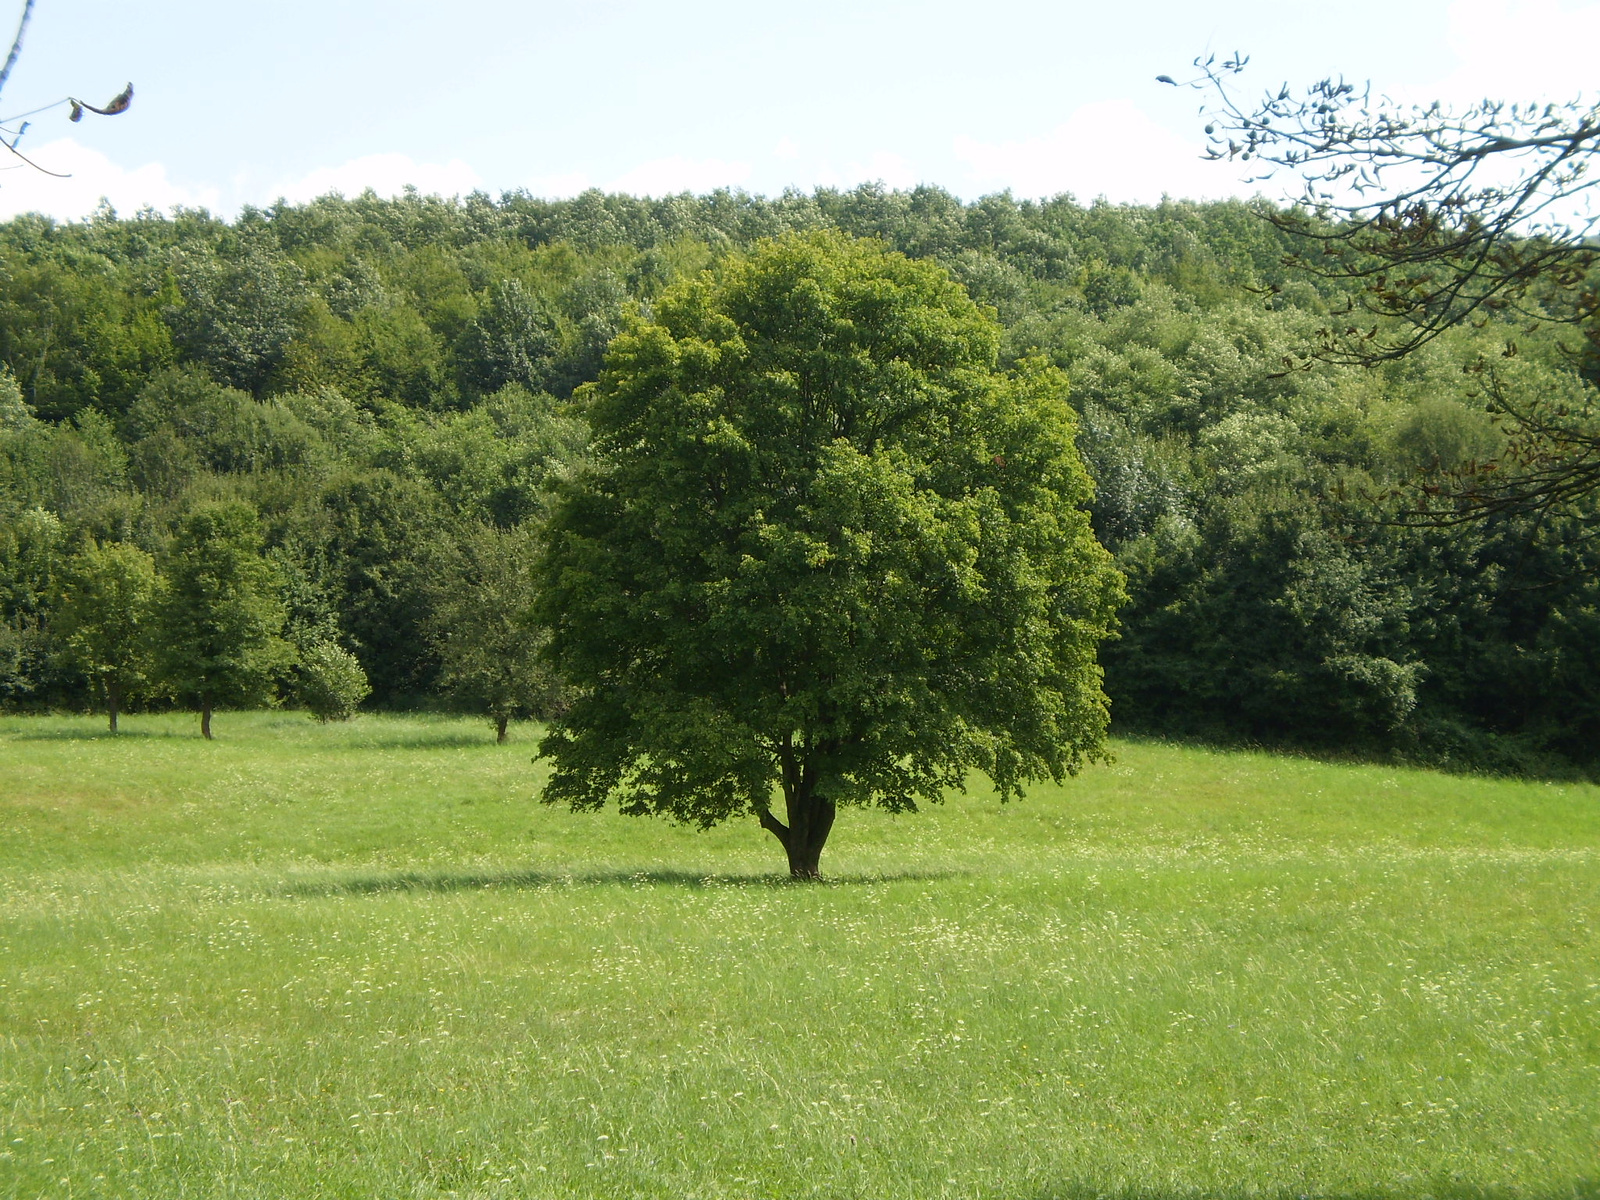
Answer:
(536, 232, 1124, 875)
(0, 184, 1595, 773)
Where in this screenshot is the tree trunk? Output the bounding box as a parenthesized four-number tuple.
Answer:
(784, 805, 833, 879)
(495, 714, 509, 744)
(758, 744, 837, 880)
(201, 691, 213, 740)
(105, 678, 120, 735)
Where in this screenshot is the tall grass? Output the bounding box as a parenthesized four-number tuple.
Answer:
(1, 712, 1596, 1198)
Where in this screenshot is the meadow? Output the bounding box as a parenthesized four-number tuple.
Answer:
(0, 712, 1596, 1199)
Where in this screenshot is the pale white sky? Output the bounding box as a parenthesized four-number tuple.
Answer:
(0, 0, 1594, 221)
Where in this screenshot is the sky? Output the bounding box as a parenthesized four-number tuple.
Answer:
(0, 0, 1595, 222)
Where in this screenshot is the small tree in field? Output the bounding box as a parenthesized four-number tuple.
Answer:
(430, 522, 562, 743)
(54, 539, 158, 733)
(157, 501, 292, 739)
(296, 638, 370, 722)
(535, 232, 1126, 879)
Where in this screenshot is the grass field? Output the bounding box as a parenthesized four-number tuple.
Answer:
(0, 711, 1596, 1199)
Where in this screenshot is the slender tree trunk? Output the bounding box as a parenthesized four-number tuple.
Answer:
(758, 738, 837, 880)
(495, 714, 509, 744)
(201, 691, 213, 740)
(105, 678, 120, 735)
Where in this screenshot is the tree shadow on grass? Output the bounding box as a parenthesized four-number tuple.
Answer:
(338, 733, 508, 751)
(3, 727, 192, 741)
(1, 727, 511, 750)
(280, 864, 963, 898)
(1029, 1183, 1600, 1200)
(1028, 1184, 1598, 1200)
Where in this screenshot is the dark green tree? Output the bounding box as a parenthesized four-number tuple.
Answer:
(536, 232, 1125, 878)
(156, 501, 292, 738)
(167, 237, 307, 397)
(314, 468, 448, 703)
(459, 280, 558, 397)
(54, 539, 158, 732)
(429, 522, 562, 743)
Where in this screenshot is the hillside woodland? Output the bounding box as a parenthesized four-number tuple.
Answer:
(2, 186, 1595, 774)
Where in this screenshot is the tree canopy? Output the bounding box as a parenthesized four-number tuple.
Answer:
(535, 232, 1125, 877)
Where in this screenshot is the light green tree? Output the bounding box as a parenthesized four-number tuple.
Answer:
(536, 232, 1126, 878)
(296, 638, 370, 722)
(156, 501, 293, 738)
(54, 539, 158, 732)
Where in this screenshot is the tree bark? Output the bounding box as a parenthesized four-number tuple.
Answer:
(495, 714, 509, 744)
(759, 739, 837, 879)
(201, 691, 213, 740)
(786, 793, 835, 879)
(105, 678, 120, 735)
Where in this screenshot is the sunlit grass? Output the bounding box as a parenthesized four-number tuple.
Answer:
(1, 712, 1596, 1198)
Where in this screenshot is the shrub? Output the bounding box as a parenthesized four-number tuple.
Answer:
(297, 639, 370, 722)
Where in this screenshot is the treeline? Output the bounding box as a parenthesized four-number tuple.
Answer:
(1, 185, 1596, 771)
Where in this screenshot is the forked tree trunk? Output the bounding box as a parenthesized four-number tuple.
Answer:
(105, 678, 120, 735)
(495, 714, 509, 744)
(201, 691, 213, 740)
(758, 748, 837, 880)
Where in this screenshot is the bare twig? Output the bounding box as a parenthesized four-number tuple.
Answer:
(1170, 55, 1600, 525)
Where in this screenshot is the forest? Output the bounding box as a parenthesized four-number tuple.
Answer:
(2, 183, 1596, 775)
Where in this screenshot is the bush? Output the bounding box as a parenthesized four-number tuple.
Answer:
(297, 640, 370, 722)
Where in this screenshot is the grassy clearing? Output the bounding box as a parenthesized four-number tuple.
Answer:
(1, 711, 1596, 1199)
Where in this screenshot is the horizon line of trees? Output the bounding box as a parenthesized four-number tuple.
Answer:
(2, 184, 1596, 776)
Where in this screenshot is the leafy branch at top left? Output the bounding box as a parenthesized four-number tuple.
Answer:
(0, 0, 131, 179)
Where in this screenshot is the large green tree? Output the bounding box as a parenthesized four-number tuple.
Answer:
(156, 501, 292, 738)
(536, 232, 1125, 878)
